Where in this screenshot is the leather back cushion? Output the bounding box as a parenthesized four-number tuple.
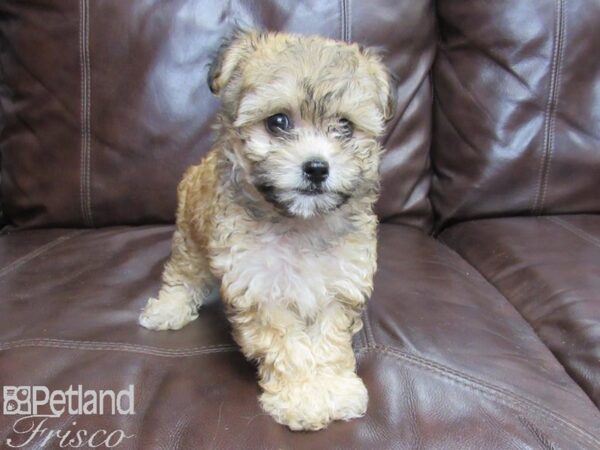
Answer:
(432, 0, 600, 229)
(0, 0, 435, 230)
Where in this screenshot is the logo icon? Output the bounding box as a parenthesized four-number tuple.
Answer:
(3, 386, 31, 415)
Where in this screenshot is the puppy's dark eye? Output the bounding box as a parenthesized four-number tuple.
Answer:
(266, 113, 292, 134)
(338, 118, 354, 138)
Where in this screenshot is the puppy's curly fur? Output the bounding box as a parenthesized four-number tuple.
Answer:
(140, 29, 395, 431)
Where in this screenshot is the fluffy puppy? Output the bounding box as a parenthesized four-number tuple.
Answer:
(139, 29, 395, 431)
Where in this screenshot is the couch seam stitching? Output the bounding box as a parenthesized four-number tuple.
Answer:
(362, 304, 376, 346)
(359, 345, 600, 447)
(546, 216, 600, 249)
(340, 0, 351, 43)
(339, 0, 344, 41)
(539, 0, 566, 212)
(0, 342, 237, 357)
(85, 0, 93, 226)
(532, 0, 565, 214)
(0, 338, 238, 357)
(346, 0, 352, 42)
(0, 231, 86, 279)
(79, 0, 93, 227)
(0, 337, 236, 349)
(78, 0, 85, 226)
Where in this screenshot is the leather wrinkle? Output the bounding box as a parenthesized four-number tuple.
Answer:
(444, 21, 532, 94)
(434, 89, 483, 159)
(437, 46, 496, 126)
(381, 74, 429, 149)
(519, 415, 561, 450)
(8, 50, 77, 124)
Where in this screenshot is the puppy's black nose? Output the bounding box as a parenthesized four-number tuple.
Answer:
(303, 159, 329, 184)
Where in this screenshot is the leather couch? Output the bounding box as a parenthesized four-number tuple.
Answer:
(1, 1, 599, 448)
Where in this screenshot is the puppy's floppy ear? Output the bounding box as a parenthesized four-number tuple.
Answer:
(207, 27, 259, 96)
(383, 71, 399, 123)
(359, 45, 398, 124)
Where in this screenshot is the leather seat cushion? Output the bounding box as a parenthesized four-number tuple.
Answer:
(441, 214, 600, 408)
(1, 224, 599, 448)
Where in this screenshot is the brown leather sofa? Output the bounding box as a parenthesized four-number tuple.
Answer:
(1, 1, 599, 448)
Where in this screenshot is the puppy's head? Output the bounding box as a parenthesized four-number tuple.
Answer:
(209, 29, 396, 218)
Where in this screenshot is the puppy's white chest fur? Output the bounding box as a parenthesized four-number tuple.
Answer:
(211, 216, 371, 318)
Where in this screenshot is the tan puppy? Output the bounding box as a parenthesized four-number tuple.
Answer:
(140, 29, 395, 431)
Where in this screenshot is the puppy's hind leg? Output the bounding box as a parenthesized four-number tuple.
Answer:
(140, 230, 215, 331)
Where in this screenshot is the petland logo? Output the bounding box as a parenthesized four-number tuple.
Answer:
(3, 385, 136, 448)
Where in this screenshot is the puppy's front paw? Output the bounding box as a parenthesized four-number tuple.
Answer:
(327, 371, 368, 422)
(259, 381, 332, 431)
(259, 372, 368, 431)
(139, 296, 198, 331)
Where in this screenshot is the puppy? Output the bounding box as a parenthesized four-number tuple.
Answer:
(139, 29, 395, 431)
